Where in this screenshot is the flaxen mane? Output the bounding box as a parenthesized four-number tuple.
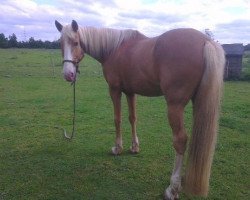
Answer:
(79, 27, 144, 60)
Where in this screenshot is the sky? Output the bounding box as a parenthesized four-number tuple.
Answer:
(0, 0, 250, 44)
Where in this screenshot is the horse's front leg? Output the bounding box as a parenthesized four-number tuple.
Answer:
(109, 88, 123, 155)
(126, 94, 139, 153)
(165, 104, 188, 200)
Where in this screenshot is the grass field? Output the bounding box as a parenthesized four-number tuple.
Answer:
(0, 48, 249, 200)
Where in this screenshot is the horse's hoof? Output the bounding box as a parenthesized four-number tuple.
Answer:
(164, 194, 179, 200)
(111, 145, 123, 155)
(164, 188, 179, 200)
(130, 145, 139, 154)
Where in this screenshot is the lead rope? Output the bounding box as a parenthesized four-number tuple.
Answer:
(64, 81, 76, 139)
(55, 81, 76, 140)
(55, 60, 80, 140)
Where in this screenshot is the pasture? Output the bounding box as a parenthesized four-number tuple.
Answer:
(0, 48, 249, 199)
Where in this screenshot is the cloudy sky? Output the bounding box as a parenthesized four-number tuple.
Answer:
(1, 0, 250, 44)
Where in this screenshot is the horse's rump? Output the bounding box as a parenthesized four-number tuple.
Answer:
(153, 28, 209, 102)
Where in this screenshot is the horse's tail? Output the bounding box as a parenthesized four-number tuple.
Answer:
(184, 41, 225, 196)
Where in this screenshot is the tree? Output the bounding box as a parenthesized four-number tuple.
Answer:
(8, 33, 18, 47)
(244, 44, 250, 51)
(0, 33, 8, 48)
(28, 37, 36, 48)
(50, 39, 60, 49)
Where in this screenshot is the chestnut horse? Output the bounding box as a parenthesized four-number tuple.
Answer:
(55, 20, 225, 199)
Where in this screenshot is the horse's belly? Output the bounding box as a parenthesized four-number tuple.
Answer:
(135, 88, 163, 97)
(122, 79, 162, 97)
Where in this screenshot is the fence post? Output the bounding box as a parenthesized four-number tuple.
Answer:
(50, 51, 55, 78)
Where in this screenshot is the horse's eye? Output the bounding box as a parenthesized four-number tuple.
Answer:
(73, 42, 78, 46)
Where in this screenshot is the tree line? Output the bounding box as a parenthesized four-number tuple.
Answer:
(1, 32, 250, 50)
(0, 33, 60, 49)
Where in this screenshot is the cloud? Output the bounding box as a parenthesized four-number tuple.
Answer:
(215, 19, 250, 44)
(0, 0, 63, 40)
(0, 0, 249, 44)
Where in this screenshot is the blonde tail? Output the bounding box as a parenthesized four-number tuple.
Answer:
(184, 41, 225, 196)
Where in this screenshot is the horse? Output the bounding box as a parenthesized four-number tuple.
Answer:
(55, 20, 225, 199)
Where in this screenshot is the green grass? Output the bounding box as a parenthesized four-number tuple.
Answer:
(242, 51, 250, 80)
(0, 49, 249, 199)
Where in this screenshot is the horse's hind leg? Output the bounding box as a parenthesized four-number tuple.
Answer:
(110, 88, 123, 155)
(126, 94, 139, 153)
(164, 103, 188, 200)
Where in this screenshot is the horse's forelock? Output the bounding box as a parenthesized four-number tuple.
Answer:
(62, 25, 78, 41)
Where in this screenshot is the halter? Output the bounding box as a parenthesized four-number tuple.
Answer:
(63, 60, 80, 74)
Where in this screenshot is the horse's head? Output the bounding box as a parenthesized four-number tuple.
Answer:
(55, 20, 84, 82)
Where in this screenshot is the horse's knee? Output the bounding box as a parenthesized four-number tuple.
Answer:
(114, 117, 121, 128)
(128, 114, 136, 124)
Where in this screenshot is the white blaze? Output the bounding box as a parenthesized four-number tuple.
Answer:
(63, 40, 76, 81)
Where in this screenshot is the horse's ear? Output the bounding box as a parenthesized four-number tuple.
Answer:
(72, 20, 78, 32)
(55, 20, 63, 32)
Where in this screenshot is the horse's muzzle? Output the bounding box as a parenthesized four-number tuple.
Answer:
(64, 72, 76, 82)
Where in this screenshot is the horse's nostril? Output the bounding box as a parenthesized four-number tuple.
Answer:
(64, 72, 75, 82)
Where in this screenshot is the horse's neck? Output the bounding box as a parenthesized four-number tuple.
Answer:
(79, 27, 144, 63)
